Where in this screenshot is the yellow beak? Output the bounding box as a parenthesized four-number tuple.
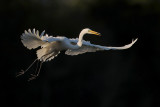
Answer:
(89, 30, 101, 36)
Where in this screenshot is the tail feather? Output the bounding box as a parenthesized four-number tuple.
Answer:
(36, 48, 47, 60)
(36, 48, 60, 62)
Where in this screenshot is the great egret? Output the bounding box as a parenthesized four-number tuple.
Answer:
(17, 28, 138, 81)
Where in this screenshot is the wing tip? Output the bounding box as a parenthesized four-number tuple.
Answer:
(132, 38, 138, 45)
(126, 38, 138, 49)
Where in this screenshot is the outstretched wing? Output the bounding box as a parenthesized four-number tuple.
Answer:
(65, 38, 138, 55)
(21, 29, 62, 49)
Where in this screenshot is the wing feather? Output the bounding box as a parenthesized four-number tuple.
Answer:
(21, 29, 62, 49)
(65, 38, 138, 55)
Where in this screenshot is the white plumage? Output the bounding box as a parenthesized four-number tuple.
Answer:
(18, 28, 138, 80)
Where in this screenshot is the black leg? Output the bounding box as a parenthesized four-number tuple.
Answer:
(16, 59, 38, 77)
(28, 61, 43, 81)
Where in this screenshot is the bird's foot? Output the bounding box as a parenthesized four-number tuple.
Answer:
(28, 74, 38, 81)
(16, 70, 25, 77)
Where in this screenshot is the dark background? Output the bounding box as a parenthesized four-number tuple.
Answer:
(1, 0, 160, 107)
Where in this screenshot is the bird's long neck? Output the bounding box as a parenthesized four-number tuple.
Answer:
(77, 31, 85, 47)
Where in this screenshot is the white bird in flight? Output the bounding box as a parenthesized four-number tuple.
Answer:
(17, 28, 138, 81)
